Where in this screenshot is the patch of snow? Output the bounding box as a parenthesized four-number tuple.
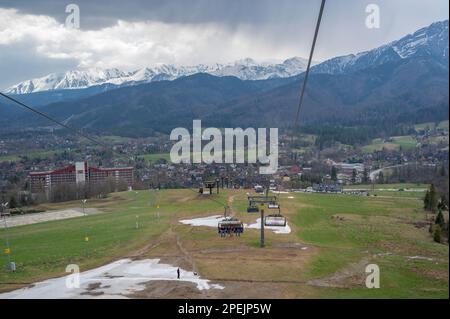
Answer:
(179, 215, 225, 228)
(247, 218, 291, 234)
(0, 258, 223, 299)
(407, 256, 434, 262)
(0, 208, 102, 228)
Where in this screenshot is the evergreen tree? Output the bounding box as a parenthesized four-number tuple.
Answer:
(424, 190, 431, 210)
(377, 171, 384, 184)
(440, 165, 446, 177)
(435, 209, 445, 229)
(447, 221, 450, 244)
(351, 169, 357, 184)
(331, 166, 337, 181)
(437, 199, 447, 211)
(362, 168, 369, 184)
(9, 196, 17, 209)
(429, 184, 439, 213)
(433, 226, 442, 243)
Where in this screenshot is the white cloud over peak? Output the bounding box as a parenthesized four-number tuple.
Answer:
(0, 8, 299, 73)
(0, 1, 448, 90)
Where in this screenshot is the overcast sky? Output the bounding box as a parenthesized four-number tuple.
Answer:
(0, 0, 448, 89)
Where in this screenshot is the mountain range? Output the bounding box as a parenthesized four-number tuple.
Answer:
(312, 20, 448, 74)
(0, 20, 448, 138)
(4, 57, 312, 95)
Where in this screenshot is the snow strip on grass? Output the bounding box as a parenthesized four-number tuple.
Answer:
(179, 215, 225, 228)
(0, 258, 223, 299)
(1, 208, 102, 228)
(247, 218, 291, 234)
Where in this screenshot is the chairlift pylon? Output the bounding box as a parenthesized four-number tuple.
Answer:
(247, 195, 277, 213)
(199, 180, 218, 195)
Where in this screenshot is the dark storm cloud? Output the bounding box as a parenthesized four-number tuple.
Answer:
(0, 0, 321, 30)
(0, 43, 78, 86)
(0, 0, 448, 89)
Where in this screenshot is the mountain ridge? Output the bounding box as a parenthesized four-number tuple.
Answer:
(312, 20, 448, 75)
(1, 20, 448, 138)
(5, 57, 312, 94)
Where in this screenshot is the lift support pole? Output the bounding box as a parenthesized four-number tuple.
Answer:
(260, 208, 265, 248)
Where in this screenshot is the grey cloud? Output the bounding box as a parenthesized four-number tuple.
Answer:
(0, 0, 448, 89)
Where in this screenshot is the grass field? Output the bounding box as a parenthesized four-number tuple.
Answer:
(344, 183, 428, 199)
(140, 152, 172, 163)
(391, 136, 417, 150)
(414, 120, 449, 132)
(99, 135, 135, 143)
(0, 149, 69, 163)
(429, 135, 449, 145)
(0, 155, 20, 163)
(438, 120, 450, 131)
(345, 183, 428, 190)
(0, 186, 448, 298)
(362, 136, 418, 153)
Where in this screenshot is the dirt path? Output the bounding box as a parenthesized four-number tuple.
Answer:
(307, 257, 370, 288)
(107, 194, 320, 298)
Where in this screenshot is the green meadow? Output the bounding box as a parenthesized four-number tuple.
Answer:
(0, 186, 447, 298)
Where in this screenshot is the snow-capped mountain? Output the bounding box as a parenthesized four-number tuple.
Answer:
(7, 68, 131, 95)
(5, 57, 312, 94)
(313, 20, 448, 75)
(7, 19, 447, 95)
(211, 57, 310, 80)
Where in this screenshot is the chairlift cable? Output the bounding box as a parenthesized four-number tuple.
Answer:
(293, 0, 326, 131)
(186, 187, 228, 208)
(0, 93, 230, 210)
(0, 92, 112, 149)
(1, 0, 326, 217)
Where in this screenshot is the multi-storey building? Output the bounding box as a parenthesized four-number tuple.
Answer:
(29, 161, 133, 193)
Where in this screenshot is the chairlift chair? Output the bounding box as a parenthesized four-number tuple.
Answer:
(265, 214, 287, 227)
(254, 185, 264, 193)
(218, 206, 244, 237)
(218, 217, 244, 237)
(268, 202, 280, 209)
(247, 205, 259, 213)
(264, 207, 287, 227)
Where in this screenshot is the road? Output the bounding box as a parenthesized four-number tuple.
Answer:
(369, 164, 411, 181)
